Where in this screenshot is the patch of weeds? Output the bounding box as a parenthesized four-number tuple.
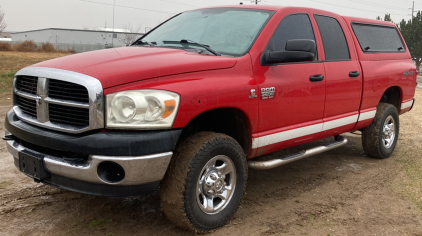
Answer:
(46, 189, 62, 195)
(294, 176, 301, 179)
(90, 218, 113, 227)
(301, 233, 308, 235)
(107, 233, 114, 236)
(0, 71, 15, 92)
(0, 181, 13, 188)
(308, 214, 315, 226)
(271, 203, 278, 208)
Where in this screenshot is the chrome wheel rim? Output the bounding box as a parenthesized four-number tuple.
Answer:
(196, 155, 236, 215)
(382, 115, 395, 148)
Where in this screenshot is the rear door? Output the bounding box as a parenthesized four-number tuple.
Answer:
(311, 11, 362, 137)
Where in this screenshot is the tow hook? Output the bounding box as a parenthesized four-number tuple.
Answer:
(2, 135, 14, 141)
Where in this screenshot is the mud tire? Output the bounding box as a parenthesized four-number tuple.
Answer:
(362, 103, 399, 159)
(160, 132, 247, 233)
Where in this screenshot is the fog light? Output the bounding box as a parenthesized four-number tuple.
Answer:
(97, 161, 125, 184)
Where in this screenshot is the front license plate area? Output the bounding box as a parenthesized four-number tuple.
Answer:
(19, 152, 50, 180)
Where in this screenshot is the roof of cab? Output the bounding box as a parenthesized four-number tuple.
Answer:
(190, 5, 398, 28)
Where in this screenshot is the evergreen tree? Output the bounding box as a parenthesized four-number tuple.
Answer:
(398, 11, 422, 72)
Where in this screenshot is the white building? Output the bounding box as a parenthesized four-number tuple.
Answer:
(11, 28, 144, 52)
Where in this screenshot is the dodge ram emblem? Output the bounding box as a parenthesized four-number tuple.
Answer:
(35, 96, 42, 107)
(261, 87, 275, 99)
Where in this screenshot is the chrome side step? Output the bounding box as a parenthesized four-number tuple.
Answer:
(248, 136, 348, 170)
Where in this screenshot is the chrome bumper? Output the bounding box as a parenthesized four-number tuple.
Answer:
(6, 138, 172, 186)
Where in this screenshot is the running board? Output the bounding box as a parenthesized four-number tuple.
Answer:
(248, 136, 348, 170)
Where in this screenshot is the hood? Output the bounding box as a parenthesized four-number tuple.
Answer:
(31, 47, 237, 88)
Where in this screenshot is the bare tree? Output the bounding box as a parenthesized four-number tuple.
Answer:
(0, 6, 7, 33)
(120, 23, 142, 46)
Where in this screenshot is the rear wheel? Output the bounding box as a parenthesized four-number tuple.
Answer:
(362, 103, 399, 159)
(160, 132, 247, 233)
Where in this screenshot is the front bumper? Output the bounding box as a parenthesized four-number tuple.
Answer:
(4, 109, 182, 196)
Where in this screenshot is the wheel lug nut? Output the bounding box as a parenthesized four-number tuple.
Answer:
(208, 190, 214, 195)
(222, 175, 225, 180)
(210, 175, 217, 180)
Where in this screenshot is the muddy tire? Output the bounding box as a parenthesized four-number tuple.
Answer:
(160, 132, 247, 233)
(362, 103, 399, 159)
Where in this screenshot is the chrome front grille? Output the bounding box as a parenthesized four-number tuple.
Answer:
(48, 79, 89, 103)
(15, 76, 38, 95)
(49, 103, 90, 127)
(13, 67, 104, 134)
(15, 96, 37, 117)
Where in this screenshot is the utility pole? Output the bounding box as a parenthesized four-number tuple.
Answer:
(251, 0, 261, 4)
(412, 1, 415, 20)
(112, 0, 115, 47)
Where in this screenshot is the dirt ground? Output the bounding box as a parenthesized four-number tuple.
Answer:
(1, 89, 422, 236)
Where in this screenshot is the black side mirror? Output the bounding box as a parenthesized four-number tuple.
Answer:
(265, 39, 316, 64)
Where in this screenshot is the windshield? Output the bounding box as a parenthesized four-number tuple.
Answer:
(139, 8, 273, 56)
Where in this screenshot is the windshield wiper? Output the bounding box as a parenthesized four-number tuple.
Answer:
(133, 40, 156, 46)
(162, 39, 221, 56)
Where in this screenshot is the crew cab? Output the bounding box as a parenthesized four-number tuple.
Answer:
(3, 5, 416, 232)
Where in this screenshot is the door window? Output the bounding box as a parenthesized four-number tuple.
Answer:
(314, 15, 350, 60)
(267, 13, 316, 59)
(352, 23, 405, 53)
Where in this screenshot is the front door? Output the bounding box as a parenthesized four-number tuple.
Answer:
(252, 13, 326, 154)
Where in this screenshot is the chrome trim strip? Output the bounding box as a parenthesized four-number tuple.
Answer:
(4, 129, 11, 136)
(44, 152, 173, 185)
(401, 99, 414, 109)
(252, 113, 361, 149)
(6, 140, 23, 161)
(6, 139, 172, 186)
(252, 123, 323, 149)
(249, 136, 348, 170)
(14, 67, 104, 133)
(322, 115, 358, 131)
(36, 77, 49, 123)
(358, 110, 376, 121)
(44, 97, 90, 108)
(14, 90, 37, 100)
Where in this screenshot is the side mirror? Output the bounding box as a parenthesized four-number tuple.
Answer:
(265, 39, 316, 64)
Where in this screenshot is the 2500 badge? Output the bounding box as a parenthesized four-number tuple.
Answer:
(261, 87, 275, 99)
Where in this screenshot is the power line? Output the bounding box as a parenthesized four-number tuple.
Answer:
(346, 0, 408, 11)
(309, 0, 409, 16)
(78, 0, 179, 14)
(159, 0, 200, 8)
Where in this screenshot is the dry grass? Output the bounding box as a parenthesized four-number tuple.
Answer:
(0, 51, 70, 92)
(0, 40, 76, 54)
(395, 89, 422, 211)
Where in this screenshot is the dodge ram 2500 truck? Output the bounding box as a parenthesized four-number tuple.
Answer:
(3, 5, 417, 232)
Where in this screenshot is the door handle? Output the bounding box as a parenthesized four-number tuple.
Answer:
(349, 71, 360, 77)
(309, 74, 324, 82)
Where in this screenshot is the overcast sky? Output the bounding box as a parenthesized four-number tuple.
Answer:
(0, 0, 418, 33)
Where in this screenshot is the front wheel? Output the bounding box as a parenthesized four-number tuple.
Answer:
(362, 103, 399, 159)
(160, 132, 247, 233)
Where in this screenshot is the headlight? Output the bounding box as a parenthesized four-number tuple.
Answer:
(106, 90, 180, 129)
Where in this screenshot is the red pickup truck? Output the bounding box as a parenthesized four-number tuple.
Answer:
(4, 5, 416, 232)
